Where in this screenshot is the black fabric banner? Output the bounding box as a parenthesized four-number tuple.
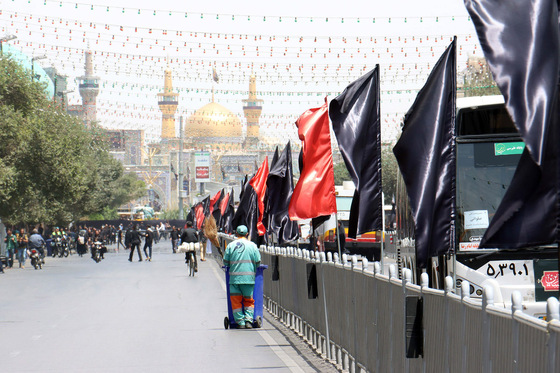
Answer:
(465, 0, 560, 248)
(330, 66, 383, 238)
(393, 38, 457, 269)
(266, 142, 300, 245)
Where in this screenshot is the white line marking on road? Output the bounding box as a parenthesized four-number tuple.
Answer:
(210, 260, 304, 373)
(258, 329, 305, 373)
(31, 335, 42, 340)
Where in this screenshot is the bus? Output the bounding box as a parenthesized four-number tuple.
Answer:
(320, 182, 393, 261)
(387, 95, 559, 318)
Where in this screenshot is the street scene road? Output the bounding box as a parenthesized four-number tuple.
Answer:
(0, 240, 335, 373)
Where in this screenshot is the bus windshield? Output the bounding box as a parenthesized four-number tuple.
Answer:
(456, 141, 523, 250)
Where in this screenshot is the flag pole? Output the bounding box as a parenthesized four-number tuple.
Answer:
(381, 192, 385, 273)
(178, 116, 184, 220)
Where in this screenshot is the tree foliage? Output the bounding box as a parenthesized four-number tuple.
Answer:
(0, 55, 145, 225)
(332, 146, 398, 205)
(381, 145, 399, 205)
(333, 161, 352, 185)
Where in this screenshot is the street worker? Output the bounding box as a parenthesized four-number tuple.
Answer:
(223, 225, 261, 329)
(180, 221, 199, 272)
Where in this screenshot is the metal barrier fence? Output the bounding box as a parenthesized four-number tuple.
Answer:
(259, 246, 560, 373)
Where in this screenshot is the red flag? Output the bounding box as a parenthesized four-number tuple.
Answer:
(249, 157, 269, 235)
(289, 99, 337, 220)
(219, 192, 230, 216)
(194, 203, 205, 230)
(209, 189, 222, 214)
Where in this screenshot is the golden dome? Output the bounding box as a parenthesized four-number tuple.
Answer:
(185, 102, 242, 139)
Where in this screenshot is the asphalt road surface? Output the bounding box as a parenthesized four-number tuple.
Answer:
(0, 240, 337, 373)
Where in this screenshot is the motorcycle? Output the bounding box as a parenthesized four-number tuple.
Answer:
(51, 236, 63, 257)
(91, 241, 106, 263)
(29, 247, 43, 270)
(58, 238, 69, 258)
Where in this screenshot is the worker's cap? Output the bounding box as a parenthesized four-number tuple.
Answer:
(236, 225, 248, 236)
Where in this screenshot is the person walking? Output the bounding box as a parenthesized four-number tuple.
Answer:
(128, 225, 143, 262)
(4, 228, 17, 269)
(170, 226, 179, 253)
(180, 221, 198, 272)
(124, 224, 132, 251)
(223, 225, 261, 329)
(16, 228, 29, 268)
(77, 226, 88, 257)
(116, 227, 125, 251)
(143, 226, 154, 261)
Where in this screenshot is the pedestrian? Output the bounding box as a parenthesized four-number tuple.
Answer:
(180, 221, 198, 271)
(199, 226, 207, 262)
(77, 226, 88, 257)
(4, 228, 17, 269)
(124, 224, 132, 250)
(143, 226, 154, 261)
(223, 225, 261, 329)
(159, 222, 166, 240)
(128, 225, 143, 262)
(16, 228, 29, 268)
(337, 221, 348, 254)
(116, 227, 125, 251)
(153, 224, 160, 244)
(170, 226, 179, 253)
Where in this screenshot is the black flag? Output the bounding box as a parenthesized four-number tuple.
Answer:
(393, 38, 457, 269)
(270, 146, 280, 170)
(211, 188, 225, 225)
(221, 189, 235, 234)
(330, 65, 382, 238)
(266, 142, 299, 245)
(465, 0, 560, 248)
(232, 180, 260, 244)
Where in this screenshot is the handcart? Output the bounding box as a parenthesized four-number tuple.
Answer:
(223, 264, 268, 329)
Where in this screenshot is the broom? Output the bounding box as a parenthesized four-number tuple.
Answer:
(204, 215, 220, 248)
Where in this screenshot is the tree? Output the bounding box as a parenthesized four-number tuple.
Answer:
(0, 55, 145, 226)
(381, 145, 399, 205)
(333, 161, 352, 185)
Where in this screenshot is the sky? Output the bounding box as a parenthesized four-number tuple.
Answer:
(1, 0, 481, 144)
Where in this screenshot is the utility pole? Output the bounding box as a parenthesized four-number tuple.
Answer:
(178, 116, 184, 220)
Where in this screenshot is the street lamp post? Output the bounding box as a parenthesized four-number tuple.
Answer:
(178, 116, 184, 220)
(0, 34, 16, 56)
(31, 55, 47, 81)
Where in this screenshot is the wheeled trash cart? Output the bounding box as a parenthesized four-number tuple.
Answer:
(223, 264, 267, 329)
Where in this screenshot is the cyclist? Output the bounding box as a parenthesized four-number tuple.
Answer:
(180, 221, 198, 272)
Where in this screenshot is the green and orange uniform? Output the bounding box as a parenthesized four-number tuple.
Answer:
(223, 226, 261, 328)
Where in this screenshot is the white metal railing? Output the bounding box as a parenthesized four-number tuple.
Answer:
(257, 245, 560, 373)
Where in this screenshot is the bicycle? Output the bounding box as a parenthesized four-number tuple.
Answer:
(179, 242, 196, 276)
(186, 251, 195, 276)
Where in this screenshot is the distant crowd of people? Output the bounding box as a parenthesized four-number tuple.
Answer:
(0, 220, 218, 274)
